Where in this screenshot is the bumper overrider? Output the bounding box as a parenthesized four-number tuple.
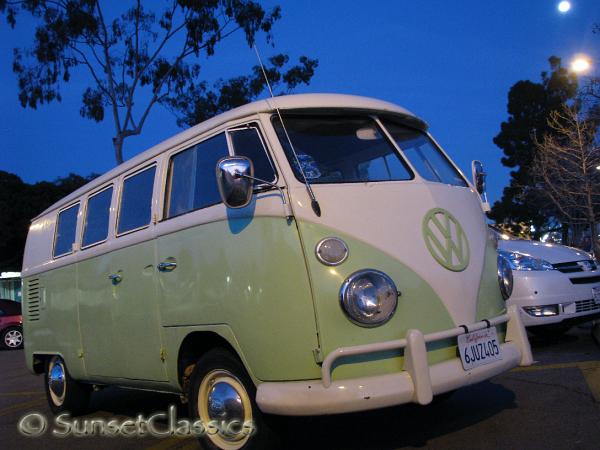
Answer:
(256, 305, 533, 416)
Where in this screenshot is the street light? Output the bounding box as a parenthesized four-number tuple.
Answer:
(570, 55, 592, 74)
(558, 1, 571, 13)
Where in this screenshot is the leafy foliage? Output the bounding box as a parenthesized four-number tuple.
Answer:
(0, 171, 97, 271)
(2, 1, 318, 164)
(489, 57, 578, 238)
(166, 53, 318, 127)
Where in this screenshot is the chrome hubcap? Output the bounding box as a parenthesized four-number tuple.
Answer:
(198, 369, 253, 449)
(5, 330, 22, 348)
(48, 360, 66, 405)
(207, 382, 245, 423)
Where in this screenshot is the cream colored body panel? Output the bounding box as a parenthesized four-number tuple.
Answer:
(283, 182, 488, 327)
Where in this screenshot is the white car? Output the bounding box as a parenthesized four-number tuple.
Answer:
(495, 230, 600, 335)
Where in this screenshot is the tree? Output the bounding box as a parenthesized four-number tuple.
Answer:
(0, 172, 28, 271)
(490, 57, 578, 239)
(0, 171, 96, 271)
(1, 1, 318, 164)
(581, 23, 600, 123)
(533, 105, 600, 254)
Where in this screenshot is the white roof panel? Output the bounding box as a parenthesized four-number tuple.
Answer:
(35, 93, 425, 219)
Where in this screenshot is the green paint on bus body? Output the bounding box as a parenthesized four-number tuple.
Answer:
(23, 215, 506, 390)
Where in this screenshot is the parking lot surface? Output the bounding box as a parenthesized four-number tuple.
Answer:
(1, 325, 600, 450)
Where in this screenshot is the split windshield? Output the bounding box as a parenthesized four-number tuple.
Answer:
(272, 114, 466, 187)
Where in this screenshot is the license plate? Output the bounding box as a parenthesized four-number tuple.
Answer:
(457, 327, 502, 371)
(593, 287, 600, 305)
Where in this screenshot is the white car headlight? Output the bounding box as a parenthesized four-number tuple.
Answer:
(340, 269, 398, 327)
(498, 250, 554, 271)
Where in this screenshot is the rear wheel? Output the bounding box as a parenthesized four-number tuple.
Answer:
(1, 326, 23, 349)
(188, 348, 279, 450)
(44, 356, 91, 416)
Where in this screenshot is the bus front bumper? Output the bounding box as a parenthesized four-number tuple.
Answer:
(256, 305, 533, 416)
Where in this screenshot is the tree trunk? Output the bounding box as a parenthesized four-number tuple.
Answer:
(112, 136, 124, 165)
(561, 223, 569, 246)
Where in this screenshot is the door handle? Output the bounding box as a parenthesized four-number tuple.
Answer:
(157, 261, 177, 272)
(108, 273, 123, 285)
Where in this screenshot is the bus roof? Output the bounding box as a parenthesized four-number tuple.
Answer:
(34, 93, 425, 220)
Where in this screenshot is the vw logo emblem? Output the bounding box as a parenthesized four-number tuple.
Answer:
(422, 208, 470, 272)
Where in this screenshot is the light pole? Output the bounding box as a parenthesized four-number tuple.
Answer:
(570, 55, 592, 74)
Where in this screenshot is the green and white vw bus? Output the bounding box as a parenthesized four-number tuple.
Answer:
(22, 94, 532, 449)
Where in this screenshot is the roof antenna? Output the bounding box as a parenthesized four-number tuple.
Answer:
(253, 45, 321, 217)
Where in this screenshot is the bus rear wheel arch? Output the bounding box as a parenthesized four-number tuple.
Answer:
(44, 355, 91, 416)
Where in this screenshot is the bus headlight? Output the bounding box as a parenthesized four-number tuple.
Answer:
(340, 269, 398, 327)
(497, 254, 513, 300)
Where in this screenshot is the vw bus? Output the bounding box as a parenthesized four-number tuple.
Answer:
(22, 94, 532, 449)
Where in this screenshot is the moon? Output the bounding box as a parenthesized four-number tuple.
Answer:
(558, 1, 571, 13)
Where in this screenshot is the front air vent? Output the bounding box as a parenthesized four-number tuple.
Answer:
(554, 260, 598, 273)
(570, 276, 600, 285)
(575, 299, 600, 313)
(26, 279, 41, 321)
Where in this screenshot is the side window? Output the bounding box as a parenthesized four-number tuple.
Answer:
(228, 126, 276, 183)
(117, 166, 156, 235)
(82, 186, 113, 248)
(165, 133, 229, 218)
(54, 204, 79, 258)
(383, 120, 467, 187)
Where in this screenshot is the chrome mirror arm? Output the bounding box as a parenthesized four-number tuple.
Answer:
(234, 172, 287, 205)
(234, 172, 294, 219)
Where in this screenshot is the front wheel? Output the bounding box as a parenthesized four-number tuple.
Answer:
(44, 356, 91, 416)
(1, 326, 23, 349)
(188, 348, 279, 450)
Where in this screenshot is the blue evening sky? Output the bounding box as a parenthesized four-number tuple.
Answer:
(0, 0, 598, 205)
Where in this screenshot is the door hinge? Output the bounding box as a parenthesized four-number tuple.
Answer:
(312, 348, 323, 363)
(160, 348, 167, 362)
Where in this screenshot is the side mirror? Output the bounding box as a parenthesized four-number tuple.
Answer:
(471, 160, 490, 212)
(216, 156, 254, 209)
(471, 160, 487, 196)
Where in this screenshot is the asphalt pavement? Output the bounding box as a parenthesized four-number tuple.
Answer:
(1, 325, 600, 450)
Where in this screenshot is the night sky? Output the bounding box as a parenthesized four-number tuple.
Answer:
(1, 0, 598, 205)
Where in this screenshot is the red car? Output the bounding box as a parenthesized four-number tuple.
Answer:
(0, 299, 23, 349)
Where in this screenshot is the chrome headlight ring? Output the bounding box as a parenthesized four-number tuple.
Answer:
(340, 269, 399, 327)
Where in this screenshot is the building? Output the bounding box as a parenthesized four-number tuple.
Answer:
(0, 272, 22, 302)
